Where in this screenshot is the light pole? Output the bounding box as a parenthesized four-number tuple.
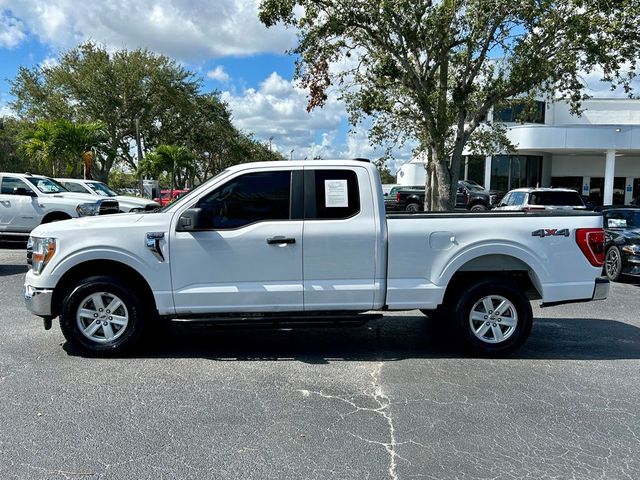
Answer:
(269, 136, 273, 152)
(135, 109, 145, 195)
(290, 149, 294, 161)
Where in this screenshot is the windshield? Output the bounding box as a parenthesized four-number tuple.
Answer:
(461, 181, 485, 192)
(87, 182, 117, 197)
(605, 210, 640, 229)
(25, 177, 69, 194)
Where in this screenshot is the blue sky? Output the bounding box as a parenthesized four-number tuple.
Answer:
(0, 1, 397, 168)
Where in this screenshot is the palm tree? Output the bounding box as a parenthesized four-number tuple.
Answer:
(141, 145, 195, 200)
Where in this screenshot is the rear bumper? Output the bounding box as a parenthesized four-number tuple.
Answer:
(24, 284, 54, 317)
(540, 276, 609, 308)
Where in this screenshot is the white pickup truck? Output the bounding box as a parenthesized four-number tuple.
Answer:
(24, 160, 609, 356)
(0, 172, 119, 239)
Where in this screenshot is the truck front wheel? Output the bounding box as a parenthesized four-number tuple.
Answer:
(59, 276, 146, 355)
(452, 279, 532, 357)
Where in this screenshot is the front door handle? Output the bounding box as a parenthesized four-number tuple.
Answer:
(267, 236, 296, 246)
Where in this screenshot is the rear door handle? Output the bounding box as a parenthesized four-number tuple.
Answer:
(267, 236, 296, 245)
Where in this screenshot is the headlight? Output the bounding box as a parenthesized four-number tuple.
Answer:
(76, 201, 101, 216)
(622, 244, 640, 255)
(29, 237, 56, 275)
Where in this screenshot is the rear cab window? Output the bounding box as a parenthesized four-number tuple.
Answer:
(304, 169, 360, 220)
(530, 191, 584, 206)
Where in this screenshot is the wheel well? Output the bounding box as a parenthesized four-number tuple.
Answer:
(42, 211, 72, 224)
(51, 260, 157, 317)
(440, 255, 542, 308)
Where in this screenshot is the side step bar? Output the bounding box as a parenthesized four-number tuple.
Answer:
(169, 312, 383, 328)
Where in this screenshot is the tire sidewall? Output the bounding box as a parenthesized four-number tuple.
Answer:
(470, 203, 488, 212)
(453, 280, 532, 357)
(406, 203, 420, 212)
(59, 276, 145, 355)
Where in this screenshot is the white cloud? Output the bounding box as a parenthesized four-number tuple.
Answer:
(221, 71, 413, 168)
(206, 65, 230, 83)
(0, 11, 26, 48)
(1, 0, 297, 60)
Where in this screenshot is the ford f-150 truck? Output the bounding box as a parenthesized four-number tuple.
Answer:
(24, 160, 609, 356)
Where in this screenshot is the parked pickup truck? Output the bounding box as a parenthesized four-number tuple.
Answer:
(24, 160, 609, 357)
(0, 172, 119, 240)
(388, 181, 502, 212)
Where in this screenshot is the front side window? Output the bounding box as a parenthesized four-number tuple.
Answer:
(1, 177, 33, 195)
(510, 192, 526, 206)
(196, 170, 291, 229)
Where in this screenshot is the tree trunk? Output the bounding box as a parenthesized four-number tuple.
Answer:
(432, 145, 454, 211)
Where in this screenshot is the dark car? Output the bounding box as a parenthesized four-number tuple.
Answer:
(384, 185, 423, 212)
(602, 207, 640, 281)
(456, 180, 504, 211)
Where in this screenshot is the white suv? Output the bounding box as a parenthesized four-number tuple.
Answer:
(494, 188, 587, 212)
(55, 178, 160, 213)
(0, 173, 119, 239)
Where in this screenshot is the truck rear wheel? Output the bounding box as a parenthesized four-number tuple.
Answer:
(59, 276, 146, 356)
(452, 279, 532, 357)
(406, 203, 421, 212)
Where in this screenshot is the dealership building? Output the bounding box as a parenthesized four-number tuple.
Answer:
(396, 98, 640, 205)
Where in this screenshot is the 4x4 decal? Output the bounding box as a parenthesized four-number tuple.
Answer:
(532, 228, 570, 238)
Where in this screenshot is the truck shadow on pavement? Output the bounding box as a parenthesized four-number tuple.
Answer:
(64, 315, 640, 361)
(0, 263, 27, 276)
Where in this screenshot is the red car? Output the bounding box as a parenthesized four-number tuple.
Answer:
(154, 189, 189, 206)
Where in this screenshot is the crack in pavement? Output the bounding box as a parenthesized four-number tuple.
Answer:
(298, 361, 400, 480)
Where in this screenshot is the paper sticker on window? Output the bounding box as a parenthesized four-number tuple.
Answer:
(325, 179, 348, 207)
(608, 218, 627, 227)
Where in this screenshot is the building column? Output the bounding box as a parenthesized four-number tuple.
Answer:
(625, 177, 634, 205)
(604, 149, 616, 206)
(582, 176, 591, 199)
(484, 155, 492, 189)
(464, 156, 469, 181)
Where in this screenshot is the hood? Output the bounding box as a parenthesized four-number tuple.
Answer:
(30, 212, 146, 238)
(49, 192, 109, 203)
(616, 227, 640, 242)
(114, 195, 160, 209)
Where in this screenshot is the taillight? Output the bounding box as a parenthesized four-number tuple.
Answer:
(576, 228, 605, 267)
(396, 192, 401, 202)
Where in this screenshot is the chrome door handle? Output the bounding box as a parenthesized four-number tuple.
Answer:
(267, 236, 296, 245)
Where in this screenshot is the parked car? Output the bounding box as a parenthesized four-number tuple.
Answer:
(56, 178, 160, 213)
(25, 160, 608, 357)
(494, 188, 587, 212)
(155, 189, 190, 207)
(602, 206, 640, 281)
(0, 172, 119, 240)
(384, 185, 423, 211)
(457, 181, 505, 211)
(387, 181, 502, 212)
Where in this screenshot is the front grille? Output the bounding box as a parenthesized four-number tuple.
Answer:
(99, 200, 119, 215)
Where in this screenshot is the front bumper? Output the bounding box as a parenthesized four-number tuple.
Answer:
(24, 284, 54, 317)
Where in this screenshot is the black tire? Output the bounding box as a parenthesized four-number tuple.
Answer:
(470, 203, 488, 212)
(451, 279, 532, 357)
(604, 246, 622, 282)
(59, 275, 147, 356)
(406, 203, 421, 212)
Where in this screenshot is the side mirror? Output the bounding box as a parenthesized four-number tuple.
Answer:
(177, 208, 203, 231)
(14, 187, 35, 196)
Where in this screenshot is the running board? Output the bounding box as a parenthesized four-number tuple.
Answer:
(169, 312, 383, 328)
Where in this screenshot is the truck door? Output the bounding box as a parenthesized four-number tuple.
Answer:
(302, 167, 379, 311)
(0, 176, 41, 232)
(170, 168, 304, 314)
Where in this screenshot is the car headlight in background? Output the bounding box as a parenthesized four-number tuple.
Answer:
(28, 237, 57, 275)
(622, 244, 640, 255)
(76, 201, 101, 216)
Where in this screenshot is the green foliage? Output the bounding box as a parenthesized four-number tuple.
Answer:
(374, 159, 396, 184)
(0, 118, 31, 172)
(259, 0, 640, 210)
(140, 144, 196, 194)
(9, 41, 285, 183)
(21, 119, 108, 177)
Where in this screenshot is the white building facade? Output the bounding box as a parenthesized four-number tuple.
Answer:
(396, 99, 640, 206)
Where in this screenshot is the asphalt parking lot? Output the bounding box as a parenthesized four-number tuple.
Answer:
(1, 244, 639, 480)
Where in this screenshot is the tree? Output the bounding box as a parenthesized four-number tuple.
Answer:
(374, 159, 396, 184)
(140, 145, 196, 199)
(0, 117, 30, 172)
(22, 120, 108, 177)
(10, 42, 200, 181)
(259, 0, 640, 210)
